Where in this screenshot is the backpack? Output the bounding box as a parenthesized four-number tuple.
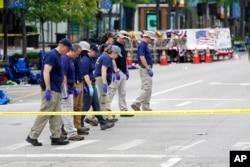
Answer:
(0, 90, 11, 105)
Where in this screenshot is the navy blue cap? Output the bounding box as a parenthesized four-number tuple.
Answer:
(90, 43, 99, 52)
(59, 38, 74, 51)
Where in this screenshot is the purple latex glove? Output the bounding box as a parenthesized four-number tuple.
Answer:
(125, 71, 129, 80)
(73, 86, 80, 97)
(147, 69, 153, 77)
(83, 86, 88, 96)
(115, 71, 120, 80)
(102, 83, 108, 94)
(45, 90, 52, 101)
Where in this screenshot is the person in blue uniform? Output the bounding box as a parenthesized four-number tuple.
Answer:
(94, 45, 123, 118)
(26, 38, 74, 146)
(81, 43, 115, 130)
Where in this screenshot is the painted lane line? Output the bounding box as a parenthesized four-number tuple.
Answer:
(160, 158, 182, 167)
(153, 98, 247, 101)
(209, 82, 250, 86)
(53, 140, 98, 150)
(232, 142, 250, 150)
(152, 80, 204, 97)
(175, 101, 192, 106)
(0, 140, 46, 150)
(214, 101, 229, 107)
(0, 154, 168, 159)
(180, 140, 206, 151)
(108, 140, 148, 150)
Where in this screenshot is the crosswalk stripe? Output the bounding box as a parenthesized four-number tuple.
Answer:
(0, 153, 168, 158)
(108, 139, 148, 150)
(0, 140, 46, 150)
(53, 140, 98, 150)
(160, 158, 182, 167)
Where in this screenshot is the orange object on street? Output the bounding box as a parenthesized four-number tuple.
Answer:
(126, 50, 132, 65)
(205, 47, 212, 63)
(160, 48, 168, 65)
(192, 48, 200, 64)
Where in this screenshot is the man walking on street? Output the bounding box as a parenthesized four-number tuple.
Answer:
(131, 31, 156, 111)
(61, 43, 85, 141)
(26, 38, 74, 146)
(106, 30, 133, 117)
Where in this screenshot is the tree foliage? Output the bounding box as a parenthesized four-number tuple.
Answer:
(24, 0, 98, 25)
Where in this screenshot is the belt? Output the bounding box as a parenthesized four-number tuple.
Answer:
(91, 79, 96, 83)
(140, 64, 153, 69)
(75, 80, 83, 84)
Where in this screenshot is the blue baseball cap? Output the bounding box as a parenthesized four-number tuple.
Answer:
(111, 45, 122, 57)
(90, 43, 99, 52)
(59, 38, 74, 51)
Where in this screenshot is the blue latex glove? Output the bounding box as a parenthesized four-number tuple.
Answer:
(83, 86, 88, 96)
(147, 69, 153, 77)
(89, 86, 94, 96)
(45, 90, 52, 101)
(115, 71, 120, 80)
(95, 85, 99, 92)
(125, 71, 129, 80)
(102, 83, 108, 94)
(73, 86, 80, 97)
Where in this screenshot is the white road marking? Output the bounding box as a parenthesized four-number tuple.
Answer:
(153, 98, 247, 101)
(152, 80, 204, 97)
(165, 140, 206, 152)
(0, 154, 168, 159)
(209, 82, 250, 86)
(160, 158, 182, 167)
(180, 140, 206, 151)
(0, 140, 46, 150)
(175, 101, 192, 106)
(108, 139, 148, 150)
(214, 101, 229, 107)
(232, 142, 250, 150)
(53, 140, 98, 150)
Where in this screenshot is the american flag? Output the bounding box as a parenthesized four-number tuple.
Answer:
(100, 0, 112, 10)
(196, 30, 215, 46)
(172, 30, 187, 38)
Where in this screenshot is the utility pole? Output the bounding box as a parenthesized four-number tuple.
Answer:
(3, 0, 8, 61)
(156, 0, 160, 30)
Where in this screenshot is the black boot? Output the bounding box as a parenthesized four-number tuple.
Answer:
(51, 138, 69, 145)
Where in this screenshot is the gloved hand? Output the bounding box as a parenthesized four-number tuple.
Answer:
(73, 86, 80, 97)
(95, 85, 99, 92)
(125, 71, 129, 80)
(83, 86, 88, 96)
(147, 69, 153, 77)
(89, 86, 94, 96)
(112, 74, 115, 82)
(45, 90, 52, 101)
(115, 71, 120, 80)
(102, 83, 108, 94)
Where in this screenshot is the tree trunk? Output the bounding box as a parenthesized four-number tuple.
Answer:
(240, 0, 246, 39)
(108, 9, 112, 31)
(40, 19, 45, 51)
(167, 1, 172, 29)
(21, 9, 27, 57)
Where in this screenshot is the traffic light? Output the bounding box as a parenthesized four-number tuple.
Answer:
(209, 3, 217, 16)
(197, 3, 206, 16)
(96, 11, 103, 20)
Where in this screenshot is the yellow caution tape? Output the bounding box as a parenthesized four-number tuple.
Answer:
(0, 33, 40, 37)
(0, 109, 250, 116)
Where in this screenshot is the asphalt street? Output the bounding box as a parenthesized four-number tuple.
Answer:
(0, 52, 250, 167)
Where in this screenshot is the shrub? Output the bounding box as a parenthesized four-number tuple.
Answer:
(27, 52, 39, 59)
(12, 53, 22, 58)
